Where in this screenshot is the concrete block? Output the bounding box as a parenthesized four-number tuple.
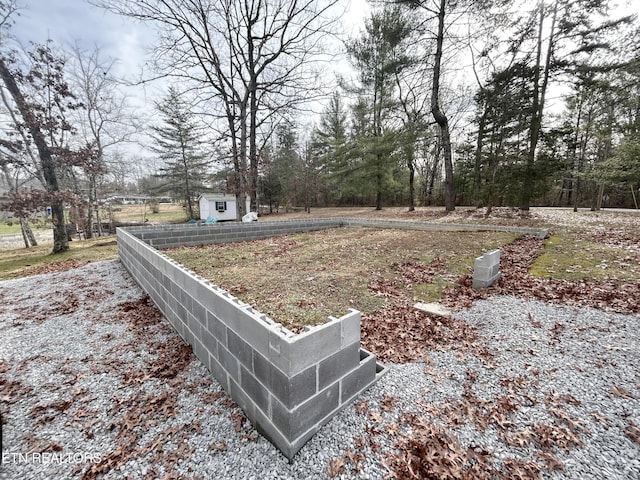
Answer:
(187, 313, 202, 338)
(474, 265, 492, 280)
(227, 327, 254, 370)
(215, 293, 246, 328)
(340, 350, 377, 403)
(200, 324, 218, 358)
(287, 321, 341, 376)
(179, 286, 194, 312)
(183, 324, 195, 347)
(473, 249, 501, 289)
(206, 310, 227, 346)
(192, 336, 207, 363)
(272, 382, 339, 440)
(232, 307, 270, 358)
(191, 299, 206, 325)
(253, 350, 317, 409)
(414, 302, 452, 317)
(250, 405, 295, 460)
(174, 302, 187, 325)
(218, 344, 240, 381)
(318, 342, 360, 391)
(208, 352, 229, 392)
(268, 326, 291, 374)
(239, 366, 270, 413)
(340, 309, 361, 348)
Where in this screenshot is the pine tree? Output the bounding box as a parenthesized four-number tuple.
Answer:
(150, 87, 209, 220)
(346, 5, 413, 210)
(311, 93, 348, 204)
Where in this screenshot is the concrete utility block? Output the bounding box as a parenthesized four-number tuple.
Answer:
(206, 310, 227, 347)
(207, 352, 229, 392)
(227, 328, 254, 370)
(200, 326, 218, 359)
(228, 376, 258, 422)
(340, 309, 361, 348)
(232, 307, 271, 358)
(192, 336, 207, 362)
(414, 302, 452, 317)
(287, 320, 341, 376)
(239, 366, 270, 413)
(253, 350, 317, 409)
(318, 342, 360, 390)
(341, 349, 377, 403)
(272, 383, 340, 440)
(218, 344, 240, 381)
(472, 249, 501, 289)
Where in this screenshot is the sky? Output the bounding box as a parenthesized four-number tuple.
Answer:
(9, 0, 367, 95)
(11, 0, 151, 77)
(10, 0, 160, 117)
(8, 0, 368, 161)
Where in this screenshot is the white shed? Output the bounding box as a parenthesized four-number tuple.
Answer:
(199, 193, 250, 222)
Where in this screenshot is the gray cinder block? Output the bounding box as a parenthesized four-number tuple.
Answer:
(472, 249, 501, 288)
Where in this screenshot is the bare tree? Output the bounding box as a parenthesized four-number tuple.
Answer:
(0, 31, 72, 253)
(99, 0, 342, 219)
(394, 0, 462, 211)
(69, 44, 137, 236)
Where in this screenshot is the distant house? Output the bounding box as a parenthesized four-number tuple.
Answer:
(199, 193, 250, 222)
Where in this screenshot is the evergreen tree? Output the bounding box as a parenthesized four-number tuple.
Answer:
(150, 87, 209, 220)
(346, 5, 413, 210)
(272, 121, 304, 211)
(473, 62, 535, 210)
(311, 92, 348, 204)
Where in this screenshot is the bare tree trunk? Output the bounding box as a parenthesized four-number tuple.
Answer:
(22, 218, 37, 246)
(426, 137, 442, 206)
(408, 155, 415, 211)
(376, 169, 383, 210)
(594, 182, 604, 211)
(474, 110, 487, 207)
(85, 174, 96, 239)
(431, 0, 455, 211)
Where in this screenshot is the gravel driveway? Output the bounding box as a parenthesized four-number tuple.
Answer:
(1, 259, 638, 479)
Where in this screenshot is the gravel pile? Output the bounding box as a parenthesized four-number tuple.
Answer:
(1, 259, 638, 479)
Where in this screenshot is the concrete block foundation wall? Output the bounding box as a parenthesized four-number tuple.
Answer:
(117, 224, 384, 459)
(120, 217, 548, 250)
(117, 218, 546, 458)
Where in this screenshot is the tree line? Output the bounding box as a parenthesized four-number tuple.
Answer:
(260, 0, 639, 215)
(1, 0, 639, 254)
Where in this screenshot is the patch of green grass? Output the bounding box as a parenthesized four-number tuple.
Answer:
(0, 236, 118, 281)
(411, 282, 450, 303)
(530, 233, 640, 282)
(111, 203, 188, 224)
(0, 221, 48, 235)
(0, 223, 21, 235)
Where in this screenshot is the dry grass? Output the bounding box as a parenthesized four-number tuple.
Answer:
(0, 237, 118, 280)
(167, 227, 518, 330)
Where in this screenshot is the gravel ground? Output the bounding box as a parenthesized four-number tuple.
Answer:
(1, 259, 639, 479)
